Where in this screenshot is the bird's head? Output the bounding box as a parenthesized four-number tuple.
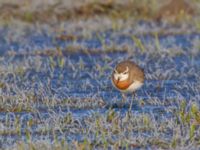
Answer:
(113, 66, 129, 84)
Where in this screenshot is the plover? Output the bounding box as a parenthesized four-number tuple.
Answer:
(111, 60, 145, 102)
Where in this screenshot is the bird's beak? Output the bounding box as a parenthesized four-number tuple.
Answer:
(116, 77, 120, 84)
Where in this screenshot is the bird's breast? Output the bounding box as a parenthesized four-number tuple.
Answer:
(113, 78, 130, 90)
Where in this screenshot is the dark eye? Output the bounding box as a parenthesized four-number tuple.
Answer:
(123, 72, 128, 74)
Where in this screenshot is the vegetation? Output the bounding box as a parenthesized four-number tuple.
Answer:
(0, 0, 200, 149)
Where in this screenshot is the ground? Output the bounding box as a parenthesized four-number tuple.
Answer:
(0, 0, 200, 149)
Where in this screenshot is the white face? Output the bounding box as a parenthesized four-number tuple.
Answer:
(113, 66, 129, 82)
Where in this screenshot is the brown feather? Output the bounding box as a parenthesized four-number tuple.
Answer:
(112, 60, 144, 90)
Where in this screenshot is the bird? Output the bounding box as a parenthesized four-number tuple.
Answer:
(111, 60, 145, 102)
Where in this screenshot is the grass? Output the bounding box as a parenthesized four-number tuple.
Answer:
(0, 47, 199, 149)
(3, 102, 200, 149)
(0, 0, 199, 149)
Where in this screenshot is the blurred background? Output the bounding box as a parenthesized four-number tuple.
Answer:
(0, 0, 199, 29)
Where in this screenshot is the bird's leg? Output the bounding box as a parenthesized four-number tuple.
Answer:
(132, 92, 136, 100)
(121, 93, 126, 103)
(129, 91, 136, 112)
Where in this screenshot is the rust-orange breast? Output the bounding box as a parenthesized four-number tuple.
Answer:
(113, 78, 130, 90)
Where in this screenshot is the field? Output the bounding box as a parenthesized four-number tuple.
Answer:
(0, 0, 200, 149)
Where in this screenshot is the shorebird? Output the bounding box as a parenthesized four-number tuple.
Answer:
(111, 60, 145, 102)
